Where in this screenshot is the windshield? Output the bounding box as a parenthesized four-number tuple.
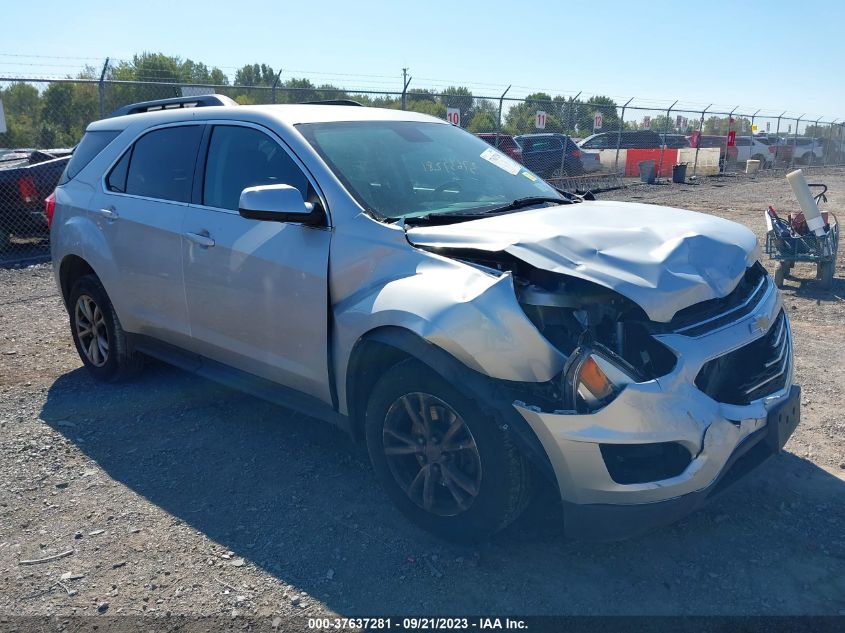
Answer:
(297, 120, 562, 220)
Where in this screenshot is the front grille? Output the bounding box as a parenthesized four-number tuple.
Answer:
(656, 263, 770, 337)
(695, 310, 790, 405)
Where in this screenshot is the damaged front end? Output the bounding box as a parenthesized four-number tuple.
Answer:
(410, 238, 796, 540)
(428, 246, 678, 415)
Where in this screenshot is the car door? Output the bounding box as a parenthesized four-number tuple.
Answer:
(96, 124, 203, 345)
(180, 122, 332, 404)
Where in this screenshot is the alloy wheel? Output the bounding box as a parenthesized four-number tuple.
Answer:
(74, 294, 109, 367)
(382, 392, 482, 517)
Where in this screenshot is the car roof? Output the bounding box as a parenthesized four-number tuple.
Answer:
(87, 104, 446, 132)
(514, 133, 569, 138)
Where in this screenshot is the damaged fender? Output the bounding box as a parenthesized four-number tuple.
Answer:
(330, 218, 566, 415)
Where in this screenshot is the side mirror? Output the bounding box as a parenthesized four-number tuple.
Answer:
(238, 184, 322, 225)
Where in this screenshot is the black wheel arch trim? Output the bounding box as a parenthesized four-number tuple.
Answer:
(346, 326, 557, 485)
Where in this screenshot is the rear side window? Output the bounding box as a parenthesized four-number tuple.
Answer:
(202, 125, 308, 211)
(58, 130, 121, 185)
(125, 126, 203, 202)
(106, 150, 131, 193)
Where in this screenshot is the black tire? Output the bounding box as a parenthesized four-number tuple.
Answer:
(68, 274, 143, 382)
(364, 359, 533, 542)
(774, 262, 788, 288)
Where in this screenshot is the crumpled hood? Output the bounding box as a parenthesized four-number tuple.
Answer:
(405, 200, 760, 322)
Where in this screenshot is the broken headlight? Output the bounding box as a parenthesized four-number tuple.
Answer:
(564, 347, 639, 413)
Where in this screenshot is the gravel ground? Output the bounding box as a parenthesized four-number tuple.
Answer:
(0, 172, 843, 620)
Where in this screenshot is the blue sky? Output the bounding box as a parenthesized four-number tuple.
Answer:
(1, 0, 843, 119)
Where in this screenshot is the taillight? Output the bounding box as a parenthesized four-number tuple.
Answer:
(44, 191, 56, 229)
(572, 150, 582, 158)
(18, 175, 37, 204)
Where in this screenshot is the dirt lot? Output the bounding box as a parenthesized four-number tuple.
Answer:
(1, 172, 844, 620)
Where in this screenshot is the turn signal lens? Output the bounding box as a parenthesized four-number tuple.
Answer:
(579, 356, 614, 400)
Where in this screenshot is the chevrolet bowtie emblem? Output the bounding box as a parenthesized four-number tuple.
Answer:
(750, 314, 771, 334)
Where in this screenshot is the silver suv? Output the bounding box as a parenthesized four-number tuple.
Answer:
(50, 96, 800, 541)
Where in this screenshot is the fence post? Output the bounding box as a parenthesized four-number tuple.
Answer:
(723, 106, 738, 173)
(657, 100, 677, 181)
(401, 68, 412, 111)
(614, 97, 633, 175)
(566, 91, 581, 133)
(692, 104, 711, 178)
(98, 57, 110, 119)
(496, 85, 511, 139)
(272, 70, 282, 104)
(824, 119, 836, 166)
(791, 114, 804, 168)
(811, 117, 821, 166)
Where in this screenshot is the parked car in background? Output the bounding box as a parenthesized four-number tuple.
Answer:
(0, 148, 72, 250)
(513, 133, 584, 177)
(786, 137, 825, 165)
(476, 133, 523, 163)
(752, 135, 793, 165)
(578, 130, 662, 150)
(688, 135, 738, 169)
(734, 136, 775, 168)
(659, 134, 691, 149)
(50, 96, 799, 542)
(579, 150, 603, 173)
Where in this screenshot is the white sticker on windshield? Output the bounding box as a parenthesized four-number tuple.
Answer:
(480, 147, 521, 176)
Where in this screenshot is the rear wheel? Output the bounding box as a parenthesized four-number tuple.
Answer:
(68, 275, 143, 382)
(365, 359, 533, 542)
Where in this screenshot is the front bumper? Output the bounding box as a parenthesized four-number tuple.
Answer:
(514, 275, 799, 539)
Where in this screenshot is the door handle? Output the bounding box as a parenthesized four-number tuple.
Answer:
(184, 231, 215, 248)
(97, 207, 119, 220)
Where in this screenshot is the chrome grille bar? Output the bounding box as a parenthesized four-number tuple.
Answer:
(675, 276, 768, 335)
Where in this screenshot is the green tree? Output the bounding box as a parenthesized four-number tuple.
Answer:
(441, 86, 473, 112)
(504, 92, 563, 135)
(234, 63, 276, 87)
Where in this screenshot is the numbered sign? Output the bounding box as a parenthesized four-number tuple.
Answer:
(446, 108, 461, 126)
(676, 114, 683, 128)
(766, 121, 771, 132)
(752, 124, 758, 132)
(643, 116, 651, 130)
(593, 113, 602, 130)
(535, 111, 546, 129)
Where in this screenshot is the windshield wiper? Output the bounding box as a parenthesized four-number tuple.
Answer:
(480, 196, 572, 215)
(403, 196, 571, 226)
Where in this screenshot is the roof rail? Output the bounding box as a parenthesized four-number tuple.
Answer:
(109, 94, 238, 118)
(302, 99, 364, 107)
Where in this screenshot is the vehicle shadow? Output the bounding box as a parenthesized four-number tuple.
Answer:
(40, 364, 845, 615)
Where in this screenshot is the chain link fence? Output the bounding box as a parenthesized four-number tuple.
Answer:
(2, 75, 844, 263)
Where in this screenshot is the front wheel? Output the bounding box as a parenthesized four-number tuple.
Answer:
(68, 275, 143, 382)
(365, 359, 533, 542)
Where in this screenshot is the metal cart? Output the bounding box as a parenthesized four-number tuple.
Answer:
(764, 184, 839, 289)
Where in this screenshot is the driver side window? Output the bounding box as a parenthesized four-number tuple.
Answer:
(203, 125, 309, 211)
